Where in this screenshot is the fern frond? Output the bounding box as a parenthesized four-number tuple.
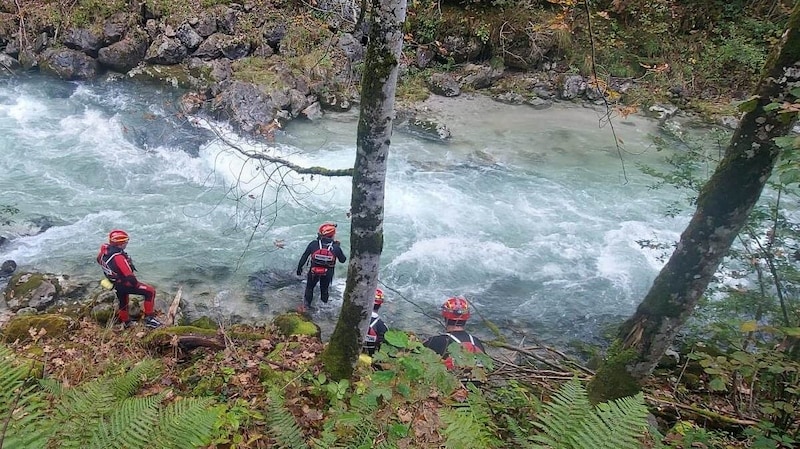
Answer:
(152, 397, 221, 449)
(108, 359, 162, 399)
(571, 393, 649, 449)
(39, 377, 65, 397)
(531, 379, 651, 449)
(531, 379, 590, 448)
(0, 345, 50, 449)
(266, 390, 309, 449)
(503, 414, 535, 449)
(309, 418, 339, 449)
(440, 390, 500, 449)
(87, 393, 164, 449)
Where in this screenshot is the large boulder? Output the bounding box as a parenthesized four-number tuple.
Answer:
(144, 35, 187, 65)
(98, 34, 148, 73)
(39, 48, 100, 80)
(1, 313, 77, 343)
(192, 32, 250, 60)
(3, 272, 66, 312)
(62, 27, 103, 57)
(210, 81, 281, 134)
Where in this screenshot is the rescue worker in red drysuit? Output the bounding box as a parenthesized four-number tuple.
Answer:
(96, 229, 162, 329)
(362, 288, 389, 356)
(296, 223, 347, 309)
(423, 296, 486, 369)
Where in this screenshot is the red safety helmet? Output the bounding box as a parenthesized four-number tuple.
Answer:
(108, 229, 130, 245)
(374, 288, 384, 307)
(318, 223, 337, 238)
(441, 296, 471, 323)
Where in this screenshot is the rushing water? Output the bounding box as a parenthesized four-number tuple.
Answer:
(0, 73, 691, 346)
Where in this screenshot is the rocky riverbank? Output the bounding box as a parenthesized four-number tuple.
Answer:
(0, 0, 701, 142)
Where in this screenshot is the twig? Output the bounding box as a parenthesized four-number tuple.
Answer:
(646, 395, 759, 427)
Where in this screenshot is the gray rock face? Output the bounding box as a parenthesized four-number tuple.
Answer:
(193, 32, 249, 60)
(559, 75, 586, 100)
(211, 81, 280, 133)
(63, 28, 103, 57)
(103, 12, 131, 44)
(98, 35, 148, 73)
(39, 48, 100, 80)
(0, 53, 18, 71)
(4, 273, 64, 312)
(427, 73, 460, 97)
(0, 260, 15, 277)
(145, 35, 187, 65)
(194, 11, 218, 37)
(176, 23, 203, 50)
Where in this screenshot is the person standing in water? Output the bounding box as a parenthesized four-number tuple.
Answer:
(296, 223, 347, 309)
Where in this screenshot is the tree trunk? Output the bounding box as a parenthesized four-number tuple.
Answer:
(321, 0, 407, 380)
(597, 2, 800, 396)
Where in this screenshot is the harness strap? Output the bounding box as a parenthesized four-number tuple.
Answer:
(447, 333, 475, 346)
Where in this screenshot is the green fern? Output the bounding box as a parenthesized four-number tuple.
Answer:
(504, 414, 537, 448)
(0, 346, 51, 449)
(266, 390, 309, 449)
(0, 345, 221, 449)
(531, 379, 650, 449)
(151, 398, 222, 449)
(440, 386, 500, 449)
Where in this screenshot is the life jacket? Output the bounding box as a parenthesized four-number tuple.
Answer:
(97, 244, 123, 281)
(444, 333, 484, 370)
(364, 316, 380, 348)
(309, 240, 336, 276)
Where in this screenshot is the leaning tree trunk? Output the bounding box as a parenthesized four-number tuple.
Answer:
(592, 3, 800, 400)
(321, 0, 407, 380)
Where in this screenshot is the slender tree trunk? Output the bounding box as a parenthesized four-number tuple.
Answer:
(611, 3, 800, 384)
(321, 0, 407, 380)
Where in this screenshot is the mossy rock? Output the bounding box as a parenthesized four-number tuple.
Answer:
(127, 64, 206, 89)
(1, 313, 76, 343)
(142, 325, 219, 346)
(3, 271, 65, 312)
(190, 316, 218, 330)
(272, 312, 320, 338)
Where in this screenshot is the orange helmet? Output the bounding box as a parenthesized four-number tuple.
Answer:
(108, 229, 129, 245)
(441, 296, 470, 323)
(374, 288, 384, 307)
(318, 223, 337, 238)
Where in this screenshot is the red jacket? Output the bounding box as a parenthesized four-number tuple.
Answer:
(97, 243, 137, 287)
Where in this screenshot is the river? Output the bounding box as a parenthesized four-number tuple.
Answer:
(0, 73, 692, 346)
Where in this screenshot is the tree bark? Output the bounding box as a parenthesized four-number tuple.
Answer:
(614, 3, 800, 383)
(321, 0, 407, 380)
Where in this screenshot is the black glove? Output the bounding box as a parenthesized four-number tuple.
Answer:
(296, 268, 302, 276)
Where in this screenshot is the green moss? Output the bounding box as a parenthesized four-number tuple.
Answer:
(142, 325, 219, 346)
(1, 314, 75, 343)
(272, 313, 320, 338)
(190, 316, 218, 330)
(586, 341, 641, 404)
(4, 272, 44, 302)
(397, 69, 431, 104)
(231, 57, 287, 90)
(91, 307, 115, 325)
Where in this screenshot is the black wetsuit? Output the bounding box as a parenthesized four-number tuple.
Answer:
(296, 237, 346, 307)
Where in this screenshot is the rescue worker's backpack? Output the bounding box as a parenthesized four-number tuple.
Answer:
(310, 240, 336, 276)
